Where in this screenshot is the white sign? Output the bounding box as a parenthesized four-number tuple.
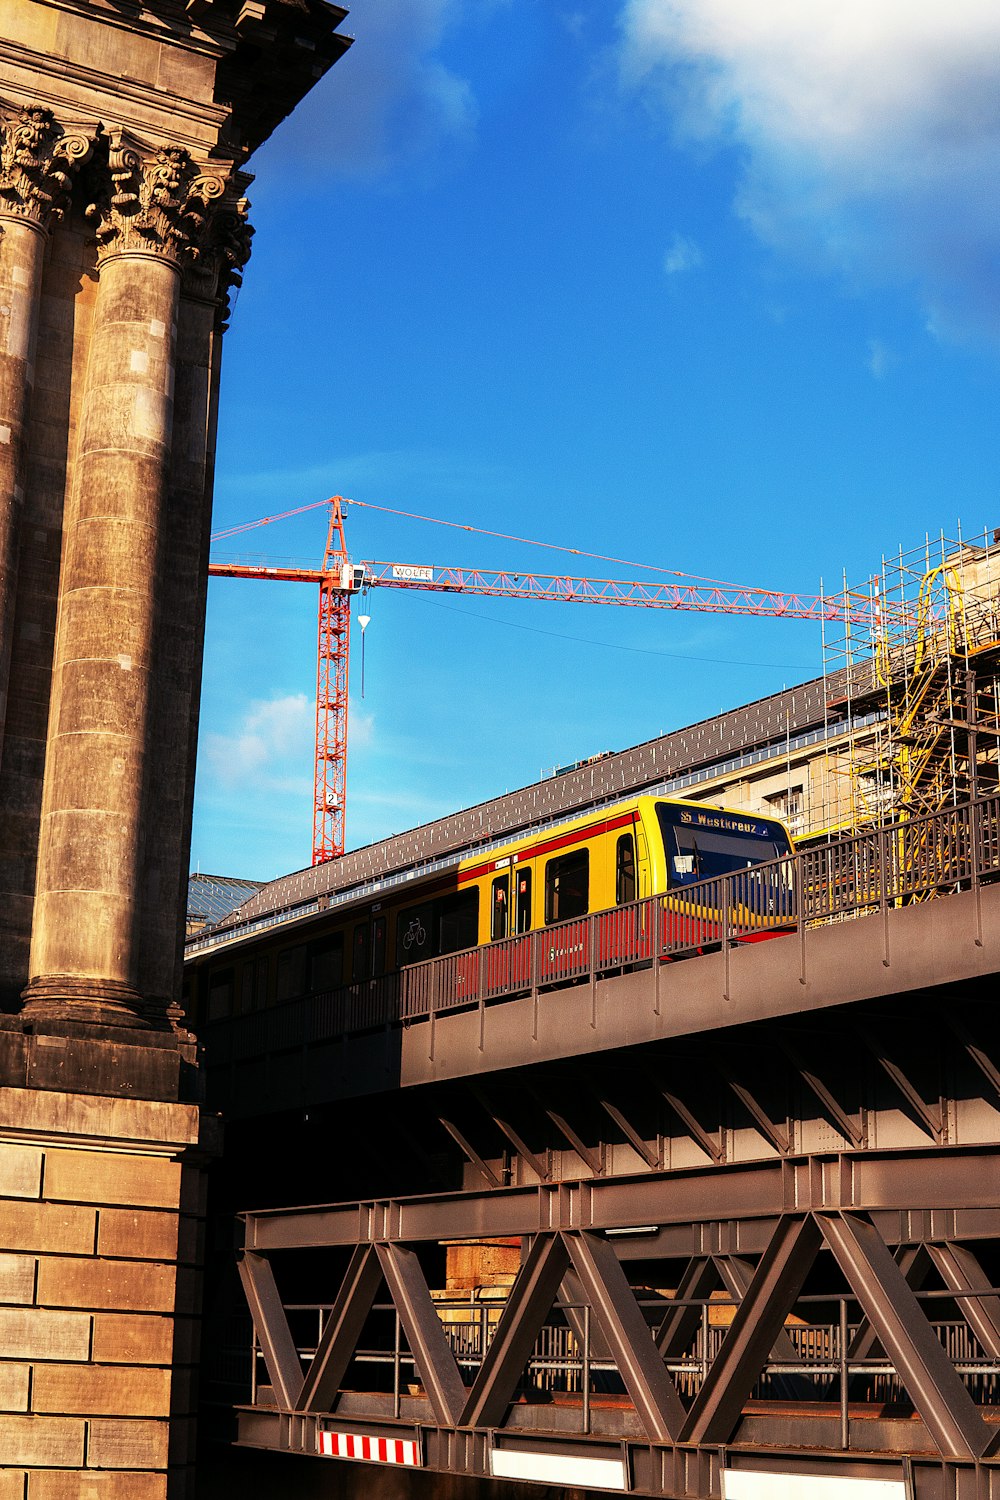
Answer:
(391, 564, 434, 582)
(723, 1472, 906, 1500)
(491, 1447, 626, 1490)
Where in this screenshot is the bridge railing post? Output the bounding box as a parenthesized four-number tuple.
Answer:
(531, 930, 539, 1040)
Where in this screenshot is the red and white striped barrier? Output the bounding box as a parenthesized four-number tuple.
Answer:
(317, 1430, 421, 1467)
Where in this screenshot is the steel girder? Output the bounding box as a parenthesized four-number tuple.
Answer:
(243, 1144, 1000, 1252)
(237, 1167, 1000, 1476)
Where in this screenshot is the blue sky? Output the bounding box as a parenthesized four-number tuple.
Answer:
(191, 0, 1000, 879)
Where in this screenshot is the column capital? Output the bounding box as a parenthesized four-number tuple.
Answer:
(86, 131, 231, 269)
(0, 102, 93, 230)
(182, 170, 255, 326)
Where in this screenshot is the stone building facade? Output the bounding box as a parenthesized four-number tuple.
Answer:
(0, 2, 350, 1495)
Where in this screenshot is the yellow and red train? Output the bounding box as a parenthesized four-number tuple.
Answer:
(189, 795, 794, 1025)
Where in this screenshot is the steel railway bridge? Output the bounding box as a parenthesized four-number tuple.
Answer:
(199, 793, 1000, 1500)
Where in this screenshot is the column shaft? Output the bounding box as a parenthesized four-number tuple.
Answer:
(139, 290, 222, 1015)
(0, 214, 46, 739)
(24, 249, 181, 1024)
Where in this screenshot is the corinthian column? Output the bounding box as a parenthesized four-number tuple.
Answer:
(140, 184, 253, 1022)
(0, 104, 90, 744)
(22, 136, 226, 1028)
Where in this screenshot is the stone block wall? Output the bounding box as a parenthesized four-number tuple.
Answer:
(0, 1079, 204, 1499)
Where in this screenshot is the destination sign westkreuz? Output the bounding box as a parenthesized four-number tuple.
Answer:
(391, 564, 435, 582)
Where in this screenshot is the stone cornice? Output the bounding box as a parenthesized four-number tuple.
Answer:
(0, 102, 93, 227)
(0, 38, 232, 160)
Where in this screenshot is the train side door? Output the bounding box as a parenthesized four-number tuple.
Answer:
(514, 865, 532, 933)
(490, 872, 510, 941)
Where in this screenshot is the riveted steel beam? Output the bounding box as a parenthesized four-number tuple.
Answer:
(374, 1242, 467, 1427)
(818, 1212, 992, 1459)
(243, 1145, 1000, 1251)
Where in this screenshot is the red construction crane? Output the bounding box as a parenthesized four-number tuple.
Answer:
(208, 496, 879, 865)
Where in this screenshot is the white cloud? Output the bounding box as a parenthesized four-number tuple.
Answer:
(663, 231, 703, 275)
(866, 337, 897, 379)
(619, 0, 1000, 338)
(204, 693, 314, 794)
(256, 0, 477, 180)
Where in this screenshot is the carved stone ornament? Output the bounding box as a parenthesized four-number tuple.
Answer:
(0, 103, 93, 226)
(86, 133, 228, 265)
(182, 171, 255, 324)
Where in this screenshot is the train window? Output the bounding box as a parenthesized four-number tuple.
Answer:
(439, 889, 479, 955)
(515, 868, 532, 933)
(372, 915, 387, 977)
(544, 849, 589, 924)
(491, 875, 509, 941)
(352, 923, 369, 982)
(207, 967, 234, 1022)
(616, 833, 636, 905)
(276, 945, 307, 1002)
(309, 934, 343, 992)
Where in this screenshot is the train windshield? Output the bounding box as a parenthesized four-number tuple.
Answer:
(656, 803, 791, 887)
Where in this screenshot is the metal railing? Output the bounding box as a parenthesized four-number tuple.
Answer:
(253, 1288, 1000, 1443)
(208, 791, 1000, 1057)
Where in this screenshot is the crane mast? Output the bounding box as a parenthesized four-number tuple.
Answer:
(208, 496, 880, 865)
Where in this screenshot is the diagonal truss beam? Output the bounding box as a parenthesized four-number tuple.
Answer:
(564, 1230, 688, 1442)
(461, 1232, 569, 1429)
(560, 1268, 611, 1361)
(944, 1013, 1000, 1107)
(779, 1039, 864, 1147)
(848, 1244, 930, 1363)
(856, 1022, 943, 1143)
(438, 1116, 502, 1189)
(927, 1242, 1000, 1361)
(718, 1061, 790, 1155)
(299, 1244, 383, 1413)
(655, 1082, 723, 1164)
(471, 1086, 550, 1181)
(818, 1213, 992, 1459)
(715, 1254, 803, 1367)
(655, 1256, 718, 1359)
(238, 1251, 303, 1411)
(541, 1105, 603, 1175)
(595, 1092, 659, 1168)
(374, 1243, 467, 1426)
(681, 1215, 822, 1445)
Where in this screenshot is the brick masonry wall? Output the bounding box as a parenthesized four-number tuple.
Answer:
(0, 1082, 204, 1500)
